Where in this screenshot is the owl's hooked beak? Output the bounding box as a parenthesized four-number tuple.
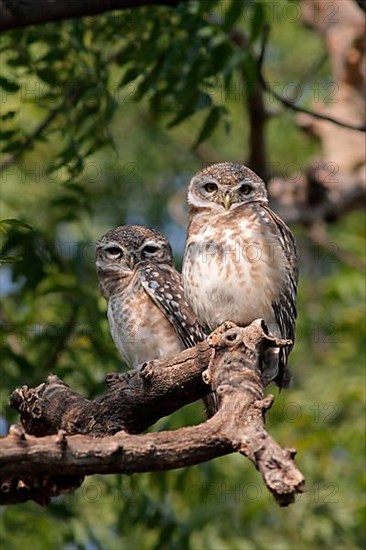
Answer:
(126, 254, 136, 270)
(223, 193, 232, 211)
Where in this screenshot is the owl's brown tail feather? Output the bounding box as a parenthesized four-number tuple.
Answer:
(203, 392, 219, 418)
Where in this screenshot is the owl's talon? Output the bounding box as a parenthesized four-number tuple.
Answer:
(207, 321, 238, 347)
(219, 321, 237, 333)
(202, 369, 211, 384)
(106, 371, 135, 389)
(139, 362, 154, 381)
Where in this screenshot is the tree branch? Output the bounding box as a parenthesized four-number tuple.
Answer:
(260, 77, 366, 132)
(0, 108, 61, 173)
(10, 344, 212, 437)
(268, 163, 366, 226)
(354, 0, 366, 14)
(258, 27, 366, 133)
(306, 222, 366, 271)
(0, 0, 183, 32)
(206, 15, 269, 179)
(0, 86, 85, 174)
(0, 321, 305, 507)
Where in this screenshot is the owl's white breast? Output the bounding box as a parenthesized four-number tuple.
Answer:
(183, 204, 286, 330)
(107, 277, 184, 369)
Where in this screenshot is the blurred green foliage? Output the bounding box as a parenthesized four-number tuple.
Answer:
(0, 1, 365, 549)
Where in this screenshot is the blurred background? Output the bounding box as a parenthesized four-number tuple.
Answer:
(1, 1, 365, 548)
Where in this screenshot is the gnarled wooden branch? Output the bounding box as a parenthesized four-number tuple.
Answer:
(0, 321, 305, 507)
(9, 343, 212, 437)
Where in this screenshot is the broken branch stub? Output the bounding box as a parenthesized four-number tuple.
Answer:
(203, 320, 304, 506)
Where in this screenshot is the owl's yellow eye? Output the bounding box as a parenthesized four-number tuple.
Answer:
(240, 184, 252, 196)
(203, 182, 218, 193)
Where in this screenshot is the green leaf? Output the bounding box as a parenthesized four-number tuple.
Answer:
(0, 130, 16, 140)
(249, 2, 265, 44)
(1, 139, 24, 153)
(223, 0, 245, 30)
(242, 51, 258, 95)
(120, 67, 141, 86)
(36, 68, 58, 86)
(167, 92, 212, 128)
(0, 219, 33, 233)
(0, 111, 17, 121)
(0, 255, 23, 265)
(0, 76, 20, 92)
(193, 105, 225, 148)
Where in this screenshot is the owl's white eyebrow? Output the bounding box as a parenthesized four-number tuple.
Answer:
(199, 180, 219, 187)
(238, 179, 253, 185)
(140, 241, 161, 250)
(141, 240, 160, 246)
(192, 176, 217, 184)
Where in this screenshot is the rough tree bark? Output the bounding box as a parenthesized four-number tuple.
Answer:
(0, 321, 305, 507)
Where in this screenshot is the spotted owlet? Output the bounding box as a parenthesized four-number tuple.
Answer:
(182, 162, 298, 389)
(96, 225, 204, 370)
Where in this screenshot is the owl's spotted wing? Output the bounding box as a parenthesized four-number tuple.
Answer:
(139, 262, 205, 349)
(263, 206, 298, 386)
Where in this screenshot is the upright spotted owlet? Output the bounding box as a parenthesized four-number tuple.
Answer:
(182, 162, 298, 389)
(96, 225, 204, 370)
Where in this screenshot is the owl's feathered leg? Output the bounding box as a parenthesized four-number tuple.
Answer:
(203, 393, 219, 417)
(261, 348, 292, 390)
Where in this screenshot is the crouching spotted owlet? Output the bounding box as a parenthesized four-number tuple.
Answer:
(96, 224, 205, 370)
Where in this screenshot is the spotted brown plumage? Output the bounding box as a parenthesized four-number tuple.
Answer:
(183, 162, 298, 391)
(95, 225, 205, 370)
